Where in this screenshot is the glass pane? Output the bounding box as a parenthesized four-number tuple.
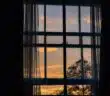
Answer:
(95, 36, 100, 46)
(94, 7, 101, 33)
(83, 36, 91, 45)
(67, 85, 92, 95)
(23, 47, 29, 78)
(81, 6, 90, 32)
(66, 6, 78, 32)
(33, 85, 40, 95)
(66, 36, 79, 44)
(96, 48, 100, 80)
(32, 35, 44, 44)
(38, 36, 44, 43)
(47, 47, 63, 78)
(23, 47, 33, 78)
(37, 5, 44, 31)
(66, 48, 81, 78)
(46, 5, 62, 32)
(47, 36, 63, 44)
(83, 48, 92, 79)
(32, 36, 44, 44)
(33, 47, 44, 78)
(32, 47, 37, 78)
(33, 85, 64, 95)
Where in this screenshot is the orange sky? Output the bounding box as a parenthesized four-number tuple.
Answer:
(39, 48, 58, 52)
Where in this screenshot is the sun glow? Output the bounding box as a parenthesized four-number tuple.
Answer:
(38, 48, 57, 52)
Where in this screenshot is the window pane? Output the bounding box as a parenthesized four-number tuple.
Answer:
(47, 36, 63, 44)
(66, 36, 79, 44)
(37, 5, 44, 31)
(33, 47, 44, 78)
(66, 6, 78, 32)
(46, 5, 62, 32)
(47, 47, 63, 78)
(96, 48, 100, 80)
(81, 6, 90, 32)
(83, 36, 91, 45)
(66, 48, 81, 78)
(83, 48, 92, 79)
(32, 47, 37, 78)
(23, 47, 34, 78)
(23, 47, 29, 78)
(38, 36, 44, 43)
(94, 7, 101, 33)
(33, 85, 40, 95)
(95, 36, 100, 46)
(32, 36, 44, 44)
(67, 85, 92, 95)
(33, 85, 64, 95)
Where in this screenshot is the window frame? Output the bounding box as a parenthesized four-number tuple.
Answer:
(23, 1, 101, 95)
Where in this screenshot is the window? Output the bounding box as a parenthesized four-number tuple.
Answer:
(23, 1, 101, 96)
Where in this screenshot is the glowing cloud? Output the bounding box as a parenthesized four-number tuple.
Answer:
(83, 16, 90, 24)
(38, 48, 57, 52)
(67, 17, 78, 25)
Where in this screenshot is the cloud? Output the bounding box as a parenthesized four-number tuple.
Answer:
(39, 16, 78, 31)
(83, 16, 90, 24)
(66, 17, 78, 25)
(39, 15, 101, 32)
(47, 64, 63, 69)
(38, 48, 58, 52)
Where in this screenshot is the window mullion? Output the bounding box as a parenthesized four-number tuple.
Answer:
(63, 3, 67, 95)
(78, 6, 84, 95)
(44, 4, 47, 79)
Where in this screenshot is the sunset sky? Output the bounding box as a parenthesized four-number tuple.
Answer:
(34, 5, 92, 79)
